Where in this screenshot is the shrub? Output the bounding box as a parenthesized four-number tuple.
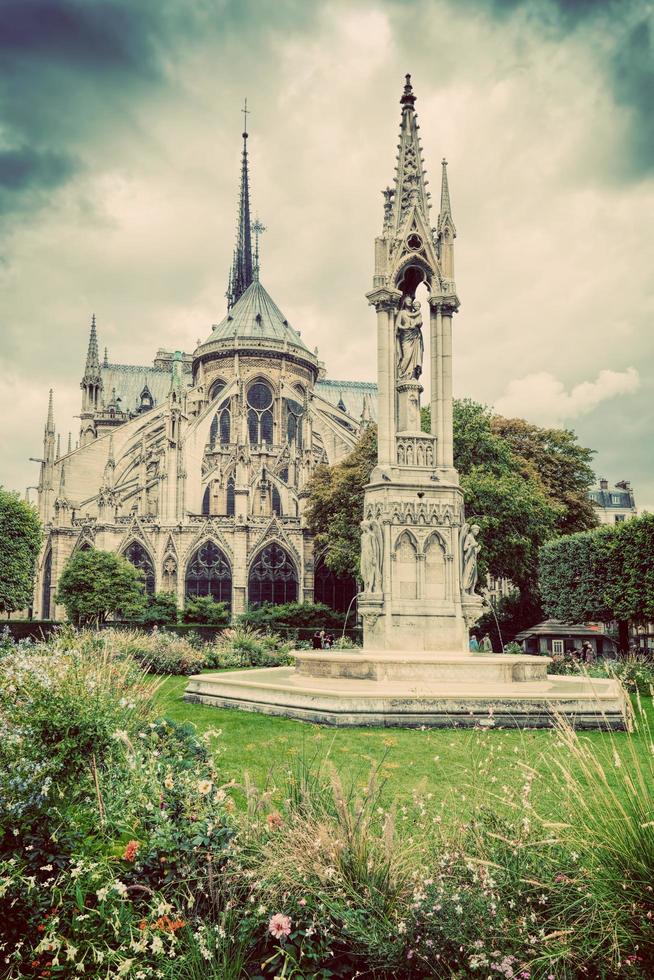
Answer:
(205, 626, 294, 669)
(137, 590, 179, 626)
(238, 601, 345, 631)
(56, 548, 147, 625)
(103, 627, 206, 675)
(0, 637, 236, 974)
(182, 595, 230, 625)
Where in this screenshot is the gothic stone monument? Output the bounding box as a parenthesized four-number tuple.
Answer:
(186, 77, 627, 729)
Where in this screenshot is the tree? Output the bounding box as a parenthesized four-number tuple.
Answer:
(56, 549, 147, 626)
(539, 514, 654, 651)
(0, 488, 42, 615)
(182, 596, 230, 625)
(307, 401, 597, 605)
(490, 415, 597, 535)
(305, 425, 377, 580)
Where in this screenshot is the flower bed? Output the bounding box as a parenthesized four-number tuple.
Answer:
(1, 633, 653, 978)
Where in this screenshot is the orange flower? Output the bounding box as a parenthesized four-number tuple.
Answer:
(123, 840, 140, 862)
(139, 919, 148, 931)
(154, 915, 186, 933)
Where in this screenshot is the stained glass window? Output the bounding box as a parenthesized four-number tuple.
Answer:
(226, 477, 235, 517)
(272, 486, 282, 516)
(248, 543, 297, 608)
(123, 541, 155, 595)
(285, 398, 303, 448)
(247, 381, 273, 445)
(185, 541, 232, 606)
(209, 379, 226, 401)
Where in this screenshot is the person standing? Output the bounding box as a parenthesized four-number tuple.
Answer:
(480, 633, 493, 653)
(312, 630, 322, 650)
(469, 634, 480, 652)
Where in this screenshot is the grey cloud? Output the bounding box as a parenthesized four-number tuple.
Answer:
(459, 0, 654, 175)
(0, 146, 78, 210)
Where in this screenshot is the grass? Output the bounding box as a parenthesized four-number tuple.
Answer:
(155, 675, 654, 821)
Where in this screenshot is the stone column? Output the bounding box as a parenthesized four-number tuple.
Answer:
(429, 301, 444, 465)
(366, 288, 401, 468)
(441, 306, 454, 468)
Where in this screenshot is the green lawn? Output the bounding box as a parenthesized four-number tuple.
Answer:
(155, 675, 654, 819)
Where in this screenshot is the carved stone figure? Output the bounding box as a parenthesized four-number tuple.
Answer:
(396, 296, 424, 381)
(360, 518, 384, 593)
(460, 522, 481, 594)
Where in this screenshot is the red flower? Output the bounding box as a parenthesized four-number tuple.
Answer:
(123, 840, 140, 862)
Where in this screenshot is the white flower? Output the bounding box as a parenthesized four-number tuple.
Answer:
(66, 945, 78, 961)
(397, 921, 407, 935)
(96, 887, 109, 902)
(197, 780, 213, 795)
(151, 935, 164, 955)
(164, 773, 174, 790)
(113, 880, 128, 897)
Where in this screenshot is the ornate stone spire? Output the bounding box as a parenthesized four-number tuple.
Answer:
(84, 314, 100, 378)
(227, 100, 254, 310)
(252, 217, 266, 282)
(390, 74, 431, 234)
(437, 157, 456, 239)
(45, 388, 55, 436)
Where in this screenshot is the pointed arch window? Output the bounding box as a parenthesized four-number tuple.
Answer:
(226, 477, 235, 517)
(123, 541, 155, 595)
(285, 397, 304, 449)
(272, 486, 282, 517)
(248, 543, 297, 608)
(41, 549, 52, 620)
(247, 381, 273, 445)
(209, 379, 226, 402)
(185, 541, 232, 607)
(210, 407, 231, 447)
(202, 486, 210, 516)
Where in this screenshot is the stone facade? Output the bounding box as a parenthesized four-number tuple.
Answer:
(32, 125, 375, 620)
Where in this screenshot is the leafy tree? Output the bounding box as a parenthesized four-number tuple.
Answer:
(305, 425, 377, 579)
(0, 488, 42, 615)
(56, 549, 147, 626)
(137, 591, 179, 626)
(490, 415, 597, 535)
(182, 595, 230, 625)
(539, 514, 654, 651)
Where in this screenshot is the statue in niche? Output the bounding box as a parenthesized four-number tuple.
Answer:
(396, 296, 424, 381)
(460, 523, 481, 594)
(360, 518, 384, 593)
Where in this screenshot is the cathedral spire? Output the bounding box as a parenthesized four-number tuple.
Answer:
(84, 314, 100, 377)
(227, 100, 254, 310)
(45, 388, 55, 436)
(390, 74, 430, 234)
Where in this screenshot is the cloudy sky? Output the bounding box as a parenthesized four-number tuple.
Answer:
(1, 0, 652, 508)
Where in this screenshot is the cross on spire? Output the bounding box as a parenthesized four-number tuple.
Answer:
(227, 99, 254, 309)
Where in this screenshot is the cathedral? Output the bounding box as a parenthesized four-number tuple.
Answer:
(33, 77, 455, 622)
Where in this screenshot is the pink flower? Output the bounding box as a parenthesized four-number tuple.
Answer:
(268, 913, 292, 940)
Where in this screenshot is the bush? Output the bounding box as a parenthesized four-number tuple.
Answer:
(182, 595, 230, 625)
(136, 590, 179, 626)
(238, 601, 346, 631)
(0, 636, 236, 975)
(205, 626, 295, 669)
(103, 627, 206, 675)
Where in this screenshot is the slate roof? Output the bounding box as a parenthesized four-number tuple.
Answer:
(201, 280, 312, 354)
(100, 362, 192, 413)
(315, 379, 378, 421)
(589, 489, 633, 509)
(515, 619, 615, 642)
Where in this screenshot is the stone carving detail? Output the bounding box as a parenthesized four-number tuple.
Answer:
(460, 522, 481, 595)
(367, 500, 454, 527)
(396, 297, 424, 381)
(360, 519, 384, 593)
(396, 434, 434, 467)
